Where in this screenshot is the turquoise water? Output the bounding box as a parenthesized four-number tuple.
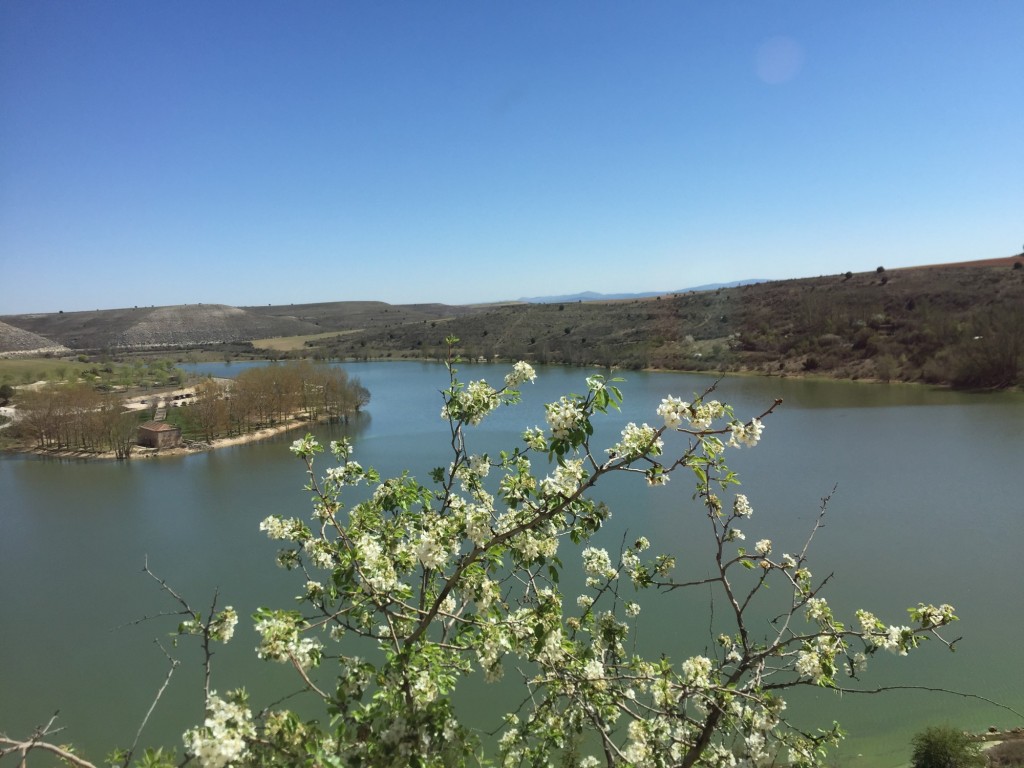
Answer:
(2, 362, 1022, 765)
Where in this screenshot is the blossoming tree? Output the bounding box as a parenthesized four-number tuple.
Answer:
(2, 343, 962, 768)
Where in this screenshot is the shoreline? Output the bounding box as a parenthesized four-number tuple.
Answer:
(11, 415, 324, 461)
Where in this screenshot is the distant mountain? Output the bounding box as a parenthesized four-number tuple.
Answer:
(517, 280, 768, 304)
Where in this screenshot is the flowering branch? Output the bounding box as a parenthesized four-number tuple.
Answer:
(77, 349, 998, 768)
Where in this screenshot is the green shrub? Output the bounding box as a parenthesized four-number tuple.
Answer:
(911, 725, 986, 768)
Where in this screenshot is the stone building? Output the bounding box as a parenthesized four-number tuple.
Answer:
(137, 421, 182, 449)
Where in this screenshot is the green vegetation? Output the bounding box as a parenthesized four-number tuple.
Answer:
(0, 357, 184, 390)
(911, 725, 986, 768)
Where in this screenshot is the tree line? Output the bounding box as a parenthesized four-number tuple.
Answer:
(14, 384, 138, 458)
(185, 361, 369, 442)
(11, 361, 369, 456)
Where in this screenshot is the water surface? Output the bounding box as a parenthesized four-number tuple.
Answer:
(2, 362, 1022, 765)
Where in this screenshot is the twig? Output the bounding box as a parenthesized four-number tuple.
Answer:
(290, 655, 329, 700)
(0, 712, 99, 768)
(121, 641, 180, 767)
(833, 684, 1024, 720)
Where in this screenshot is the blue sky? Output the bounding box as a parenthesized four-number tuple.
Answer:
(1, 2, 1022, 314)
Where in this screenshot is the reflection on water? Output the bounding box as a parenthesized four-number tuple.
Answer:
(2, 362, 1022, 766)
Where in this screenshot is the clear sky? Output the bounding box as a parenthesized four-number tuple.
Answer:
(1, 2, 1022, 314)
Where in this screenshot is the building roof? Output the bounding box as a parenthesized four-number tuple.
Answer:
(138, 421, 180, 432)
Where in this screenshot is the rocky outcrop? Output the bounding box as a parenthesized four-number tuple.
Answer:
(0, 320, 70, 357)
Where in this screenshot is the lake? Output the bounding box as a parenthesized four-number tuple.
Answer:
(2, 361, 1022, 766)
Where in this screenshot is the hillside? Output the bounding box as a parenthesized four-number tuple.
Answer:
(1, 255, 1021, 388)
(313, 257, 1024, 388)
(242, 300, 494, 329)
(0, 320, 70, 358)
(0, 304, 322, 350)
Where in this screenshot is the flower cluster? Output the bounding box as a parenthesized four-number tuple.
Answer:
(656, 396, 726, 430)
(504, 361, 537, 388)
(540, 458, 585, 497)
(608, 422, 662, 459)
(805, 597, 831, 623)
(254, 610, 322, 669)
(733, 494, 753, 517)
(689, 400, 725, 430)
(209, 606, 238, 643)
(681, 655, 714, 688)
(545, 396, 584, 440)
(356, 534, 400, 593)
(910, 602, 957, 629)
(582, 547, 617, 582)
(728, 418, 765, 448)
(522, 426, 547, 451)
(442, 379, 501, 425)
(289, 434, 321, 458)
(656, 395, 689, 428)
(793, 634, 844, 685)
(415, 532, 449, 570)
(183, 691, 255, 768)
(259, 515, 307, 542)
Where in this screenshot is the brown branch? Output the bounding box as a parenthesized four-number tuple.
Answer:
(290, 655, 329, 700)
(1, 712, 99, 768)
(832, 684, 1024, 720)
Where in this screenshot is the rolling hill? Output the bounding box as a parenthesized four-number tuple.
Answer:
(2, 254, 1022, 387)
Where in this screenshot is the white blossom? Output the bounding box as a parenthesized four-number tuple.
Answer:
(522, 426, 548, 451)
(255, 613, 322, 669)
(733, 494, 753, 518)
(582, 658, 605, 681)
(728, 418, 765, 448)
(505, 361, 537, 388)
(582, 547, 617, 580)
(209, 607, 237, 643)
(689, 400, 725, 430)
(656, 395, 690, 428)
(545, 397, 584, 440)
(541, 459, 586, 497)
(682, 655, 713, 687)
(416, 533, 448, 570)
(183, 692, 255, 768)
(608, 422, 663, 459)
(795, 649, 824, 682)
(806, 597, 830, 622)
(303, 538, 335, 569)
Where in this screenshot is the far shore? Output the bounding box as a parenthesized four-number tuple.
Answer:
(137, 416, 321, 459)
(14, 415, 326, 461)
